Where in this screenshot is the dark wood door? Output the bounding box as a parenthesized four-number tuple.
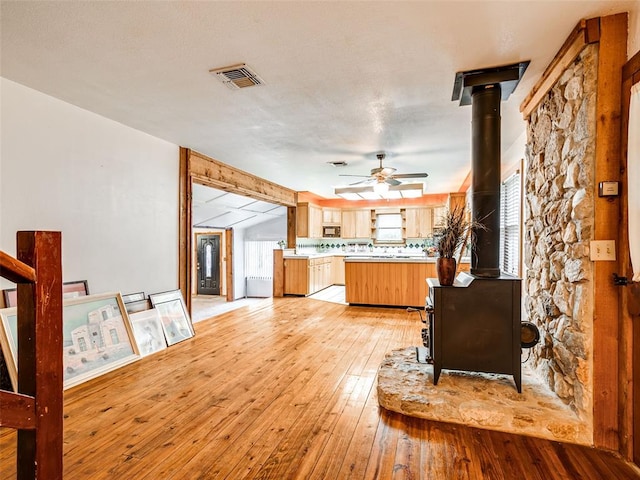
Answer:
(197, 234, 221, 295)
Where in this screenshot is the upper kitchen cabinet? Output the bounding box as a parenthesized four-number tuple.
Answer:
(342, 209, 371, 239)
(297, 202, 323, 238)
(405, 207, 433, 238)
(322, 207, 342, 225)
(432, 205, 447, 231)
(448, 192, 467, 213)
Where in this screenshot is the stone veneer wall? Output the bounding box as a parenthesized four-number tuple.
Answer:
(524, 44, 598, 421)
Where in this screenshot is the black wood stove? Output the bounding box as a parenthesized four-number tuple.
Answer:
(423, 61, 529, 392)
(426, 273, 522, 392)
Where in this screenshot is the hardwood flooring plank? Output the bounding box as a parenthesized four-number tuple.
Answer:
(1, 297, 639, 480)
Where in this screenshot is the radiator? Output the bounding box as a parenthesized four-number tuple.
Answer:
(246, 276, 273, 298)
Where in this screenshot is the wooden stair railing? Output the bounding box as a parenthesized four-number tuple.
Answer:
(0, 231, 63, 480)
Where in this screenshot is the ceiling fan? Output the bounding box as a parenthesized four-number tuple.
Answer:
(339, 152, 428, 186)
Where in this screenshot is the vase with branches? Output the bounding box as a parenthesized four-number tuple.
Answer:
(435, 205, 484, 285)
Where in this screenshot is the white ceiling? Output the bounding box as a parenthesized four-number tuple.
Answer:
(2, 1, 638, 207)
(191, 183, 286, 229)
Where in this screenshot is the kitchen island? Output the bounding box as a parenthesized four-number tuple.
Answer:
(345, 256, 469, 307)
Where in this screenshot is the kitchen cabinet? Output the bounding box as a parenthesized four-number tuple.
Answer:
(284, 258, 309, 295)
(331, 256, 345, 285)
(297, 203, 323, 238)
(432, 205, 447, 230)
(322, 208, 342, 225)
(448, 192, 467, 213)
(341, 209, 371, 239)
(405, 207, 433, 238)
(345, 259, 434, 307)
(310, 257, 332, 293)
(284, 256, 333, 295)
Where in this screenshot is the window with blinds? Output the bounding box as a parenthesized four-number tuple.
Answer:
(375, 213, 403, 243)
(500, 172, 521, 276)
(244, 241, 278, 278)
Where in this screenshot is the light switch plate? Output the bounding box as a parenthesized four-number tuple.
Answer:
(590, 240, 616, 261)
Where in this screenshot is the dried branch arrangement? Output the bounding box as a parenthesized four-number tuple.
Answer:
(436, 205, 486, 259)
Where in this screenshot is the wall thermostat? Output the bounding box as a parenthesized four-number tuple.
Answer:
(598, 181, 619, 197)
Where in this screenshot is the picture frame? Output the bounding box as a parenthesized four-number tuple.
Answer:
(148, 289, 188, 310)
(128, 309, 167, 357)
(0, 309, 18, 391)
(0, 292, 140, 390)
(2, 279, 90, 308)
(121, 291, 146, 304)
(153, 299, 194, 346)
(124, 299, 151, 314)
(148, 288, 194, 336)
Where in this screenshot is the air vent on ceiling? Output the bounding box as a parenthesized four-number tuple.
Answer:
(328, 161, 348, 167)
(209, 63, 264, 89)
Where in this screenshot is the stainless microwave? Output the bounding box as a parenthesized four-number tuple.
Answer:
(322, 226, 341, 237)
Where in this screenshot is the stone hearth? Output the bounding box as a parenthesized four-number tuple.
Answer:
(377, 347, 591, 445)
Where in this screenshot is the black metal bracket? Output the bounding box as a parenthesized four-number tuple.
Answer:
(407, 307, 425, 323)
(452, 61, 530, 106)
(613, 273, 628, 286)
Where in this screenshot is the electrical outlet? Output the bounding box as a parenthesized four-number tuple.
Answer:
(589, 240, 616, 261)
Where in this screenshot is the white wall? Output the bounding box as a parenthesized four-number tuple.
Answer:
(244, 216, 287, 241)
(0, 78, 179, 296)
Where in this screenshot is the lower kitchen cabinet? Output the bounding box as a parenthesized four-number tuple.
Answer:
(284, 256, 333, 296)
(331, 256, 345, 285)
(283, 258, 309, 295)
(345, 261, 434, 307)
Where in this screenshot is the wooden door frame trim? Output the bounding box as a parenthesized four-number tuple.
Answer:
(620, 48, 640, 463)
(520, 17, 601, 117)
(179, 147, 298, 310)
(591, 13, 627, 451)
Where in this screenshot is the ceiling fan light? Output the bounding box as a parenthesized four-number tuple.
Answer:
(373, 182, 389, 194)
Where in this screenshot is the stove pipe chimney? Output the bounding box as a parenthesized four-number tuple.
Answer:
(471, 85, 502, 277)
(452, 61, 530, 278)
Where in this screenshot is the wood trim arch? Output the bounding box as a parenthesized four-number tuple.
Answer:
(179, 148, 297, 310)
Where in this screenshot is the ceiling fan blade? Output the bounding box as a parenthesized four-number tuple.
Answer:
(385, 178, 402, 186)
(392, 173, 429, 179)
(339, 174, 372, 178)
(349, 178, 376, 186)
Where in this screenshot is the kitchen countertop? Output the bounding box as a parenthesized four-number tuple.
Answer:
(345, 256, 435, 263)
(284, 252, 429, 259)
(283, 252, 341, 259)
(283, 252, 471, 263)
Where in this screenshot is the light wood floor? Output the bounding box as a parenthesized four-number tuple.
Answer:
(1, 297, 639, 479)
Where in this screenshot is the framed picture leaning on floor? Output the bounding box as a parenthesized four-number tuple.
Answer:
(0, 292, 140, 390)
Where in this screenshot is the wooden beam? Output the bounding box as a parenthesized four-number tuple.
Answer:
(287, 206, 296, 249)
(189, 150, 296, 207)
(179, 147, 192, 314)
(273, 249, 284, 297)
(520, 19, 590, 118)
(591, 12, 627, 452)
(16, 231, 63, 480)
(0, 391, 35, 430)
(0, 251, 36, 284)
(225, 229, 233, 302)
(619, 47, 640, 463)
